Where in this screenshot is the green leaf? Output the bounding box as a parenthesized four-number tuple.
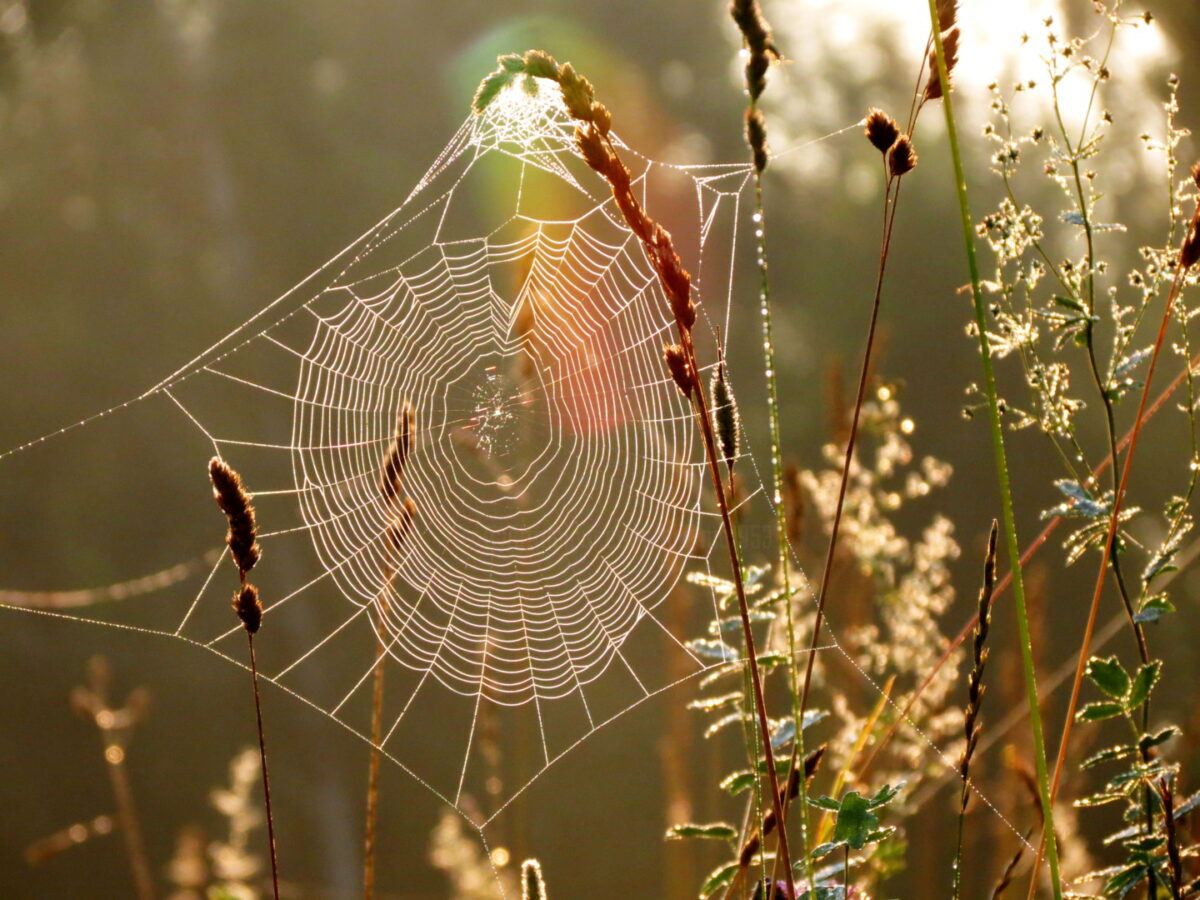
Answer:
(1081, 743, 1137, 770)
(867, 783, 903, 809)
(700, 862, 739, 898)
(1127, 661, 1161, 709)
(808, 795, 842, 812)
(1139, 727, 1180, 753)
(1133, 595, 1175, 624)
(1078, 701, 1125, 722)
(811, 840, 845, 860)
(831, 792, 878, 850)
(665, 822, 738, 842)
(1085, 656, 1131, 699)
(720, 771, 756, 796)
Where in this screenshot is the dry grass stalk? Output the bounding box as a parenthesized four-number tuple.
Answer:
(472, 49, 799, 896)
(953, 522, 998, 900)
(208, 457, 279, 900)
(366, 402, 419, 900)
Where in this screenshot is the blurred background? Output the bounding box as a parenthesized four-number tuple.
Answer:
(2, 0, 1200, 897)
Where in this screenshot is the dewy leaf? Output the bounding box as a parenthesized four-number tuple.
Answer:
(1085, 656, 1131, 699)
(1048, 479, 1108, 518)
(665, 822, 738, 842)
(1077, 701, 1125, 722)
(1133, 595, 1175, 624)
(688, 639, 740, 662)
(720, 770, 756, 796)
(831, 791, 879, 850)
(700, 862, 740, 898)
(1126, 661, 1161, 709)
(867, 783, 903, 809)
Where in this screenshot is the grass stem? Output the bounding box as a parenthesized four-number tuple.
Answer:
(921, 5, 1063, 896)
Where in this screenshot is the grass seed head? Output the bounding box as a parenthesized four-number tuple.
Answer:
(664, 345, 693, 398)
(925, 27, 960, 100)
(865, 108, 900, 154)
(233, 584, 263, 634)
(711, 360, 741, 470)
(889, 135, 919, 177)
(209, 457, 261, 576)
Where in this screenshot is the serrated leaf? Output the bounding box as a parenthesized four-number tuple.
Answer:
(1085, 656, 1131, 699)
(1127, 661, 1161, 709)
(665, 822, 738, 842)
(1078, 701, 1125, 722)
(867, 782, 903, 809)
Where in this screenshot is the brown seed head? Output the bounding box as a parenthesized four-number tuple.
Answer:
(233, 583, 263, 634)
(387, 496, 418, 552)
(521, 50, 558, 81)
(209, 458, 261, 575)
(864, 108, 900, 154)
(888, 135, 918, 177)
(380, 401, 415, 501)
(664, 344, 693, 398)
(729, 0, 779, 102)
(557, 62, 596, 121)
(1192, 160, 1200, 189)
(925, 27, 960, 100)
(936, 0, 958, 31)
(745, 108, 769, 173)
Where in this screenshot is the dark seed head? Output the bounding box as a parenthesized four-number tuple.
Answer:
(233, 584, 263, 634)
(664, 344, 693, 398)
(209, 458, 261, 576)
(864, 108, 900, 154)
(925, 27, 960, 100)
(888, 135, 918, 177)
(711, 360, 741, 470)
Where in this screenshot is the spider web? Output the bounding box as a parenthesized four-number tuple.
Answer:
(0, 72, 1031, 887)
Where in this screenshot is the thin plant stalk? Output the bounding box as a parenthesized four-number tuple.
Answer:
(729, 0, 812, 888)
(364, 640, 386, 900)
(246, 631, 281, 900)
(921, 5, 1063, 896)
(953, 523, 998, 900)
